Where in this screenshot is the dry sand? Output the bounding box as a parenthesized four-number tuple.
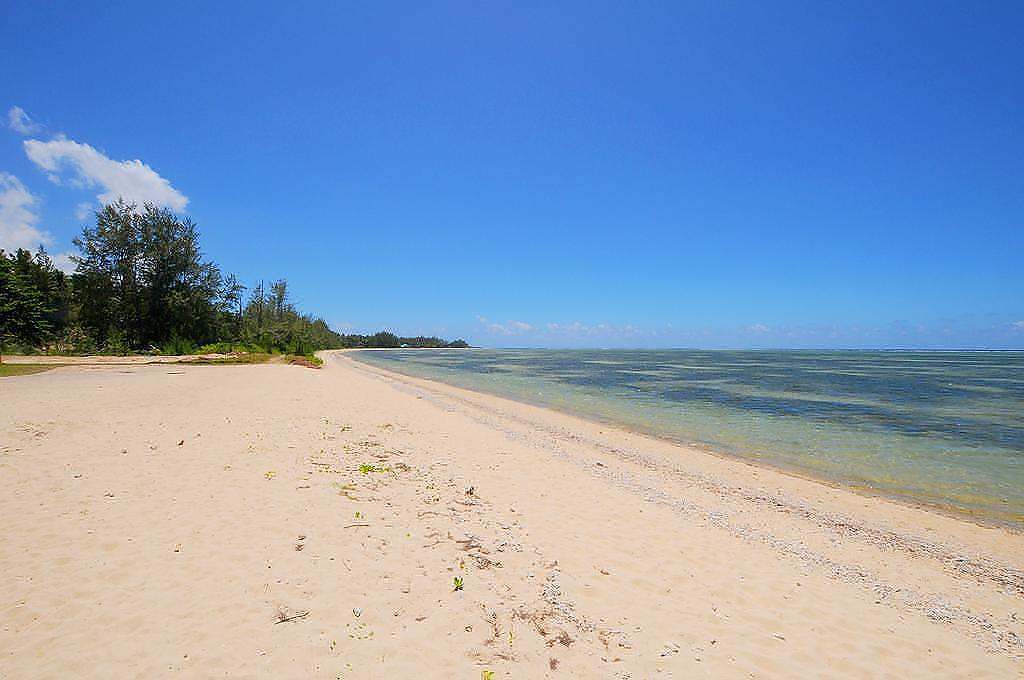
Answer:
(1, 354, 253, 365)
(1, 351, 1022, 678)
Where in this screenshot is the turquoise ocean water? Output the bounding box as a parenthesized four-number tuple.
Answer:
(351, 349, 1024, 527)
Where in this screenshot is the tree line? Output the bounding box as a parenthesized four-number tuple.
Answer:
(1, 201, 467, 359)
(336, 331, 469, 349)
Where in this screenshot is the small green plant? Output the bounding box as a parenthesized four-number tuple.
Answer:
(358, 463, 391, 474)
(453, 576, 464, 592)
(162, 334, 196, 356)
(103, 328, 130, 356)
(0, 364, 57, 377)
(482, 671, 495, 680)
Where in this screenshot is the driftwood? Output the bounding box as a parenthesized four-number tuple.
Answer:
(274, 610, 310, 624)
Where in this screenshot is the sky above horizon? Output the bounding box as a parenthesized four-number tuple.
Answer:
(1, 2, 1022, 349)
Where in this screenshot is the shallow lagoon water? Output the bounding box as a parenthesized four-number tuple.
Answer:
(352, 349, 1024, 527)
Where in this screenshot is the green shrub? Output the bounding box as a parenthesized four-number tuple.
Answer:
(104, 328, 130, 356)
(161, 335, 196, 356)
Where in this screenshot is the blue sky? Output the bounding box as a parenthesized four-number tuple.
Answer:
(1, 2, 1021, 348)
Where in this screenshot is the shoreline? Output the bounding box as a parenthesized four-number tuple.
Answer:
(346, 349, 1024, 533)
(330, 353, 1024, 652)
(338, 351, 1024, 554)
(2, 353, 1021, 677)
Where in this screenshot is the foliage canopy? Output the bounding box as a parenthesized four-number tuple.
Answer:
(0, 202, 468, 359)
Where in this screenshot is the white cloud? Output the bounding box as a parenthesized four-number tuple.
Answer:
(747, 323, 771, 334)
(0, 171, 51, 252)
(546, 321, 589, 335)
(24, 135, 188, 211)
(0, 172, 77, 271)
(74, 202, 94, 221)
(476, 316, 533, 335)
(1012, 321, 1024, 332)
(543, 321, 643, 338)
(475, 316, 650, 342)
(7, 106, 42, 135)
(50, 252, 76, 274)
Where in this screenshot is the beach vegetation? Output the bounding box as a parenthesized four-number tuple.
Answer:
(0, 247, 61, 361)
(0, 363, 57, 377)
(453, 576, 464, 591)
(0, 202, 469, 359)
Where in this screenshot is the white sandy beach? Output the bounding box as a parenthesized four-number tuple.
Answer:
(1, 351, 1022, 678)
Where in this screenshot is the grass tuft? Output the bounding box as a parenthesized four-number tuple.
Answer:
(0, 363, 59, 377)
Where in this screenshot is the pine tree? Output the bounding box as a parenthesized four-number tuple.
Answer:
(0, 251, 52, 362)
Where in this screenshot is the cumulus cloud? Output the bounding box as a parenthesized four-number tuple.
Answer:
(476, 316, 533, 335)
(7, 106, 42, 135)
(24, 135, 188, 211)
(747, 323, 771, 334)
(0, 172, 50, 252)
(0, 172, 78, 272)
(1012, 321, 1024, 332)
(50, 252, 76, 274)
(475, 315, 653, 344)
(74, 202, 94, 221)
(547, 321, 590, 335)
(545, 321, 641, 337)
